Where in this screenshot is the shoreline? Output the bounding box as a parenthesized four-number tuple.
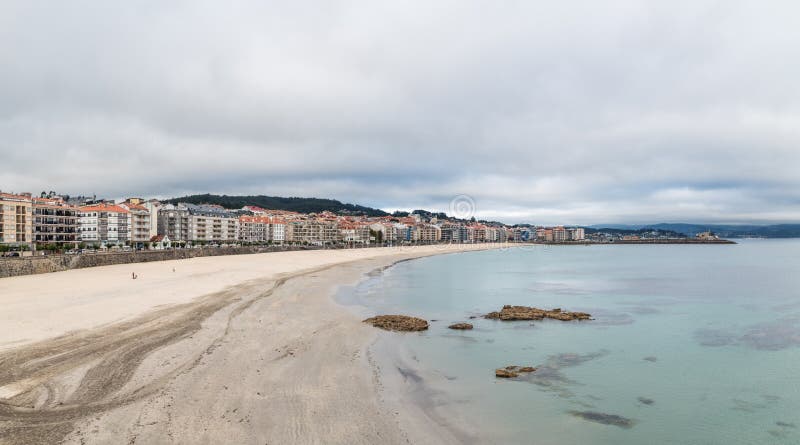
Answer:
(0, 239, 736, 279)
(0, 244, 503, 444)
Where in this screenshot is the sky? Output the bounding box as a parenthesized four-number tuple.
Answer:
(1, 1, 799, 225)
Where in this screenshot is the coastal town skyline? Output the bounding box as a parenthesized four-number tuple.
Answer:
(1, 189, 593, 250)
(3, 187, 800, 228)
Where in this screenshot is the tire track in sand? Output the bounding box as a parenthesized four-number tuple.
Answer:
(0, 271, 303, 445)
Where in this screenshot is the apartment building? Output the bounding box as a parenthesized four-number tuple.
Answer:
(472, 226, 487, 242)
(32, 196, 79, 246)
(120, 200, 151, 246)
(553, 226, 567, 242)
(369, 222, 397, 243)
(569, 227, 585, 240)
(483, 227, 500, 242)
(415, 224, 442, 242)
(158, 204, 190, 241)
(79, 203, 131, 245)
(287, 220, 340, 244)
(270, 218, 286, 243)
(394, 224, 412, 242)
(184, 204, 239, 243)
(0, 192, 33, 246)
(439, 224, 462, 242)
(340, 223, 371, 244)
(143, 200, 161, 238)
(239, 215, 271, 243)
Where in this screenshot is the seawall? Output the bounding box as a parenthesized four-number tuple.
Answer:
(0, 246, 323, 279)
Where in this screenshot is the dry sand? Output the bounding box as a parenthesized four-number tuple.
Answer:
(0, 244, 504, 444)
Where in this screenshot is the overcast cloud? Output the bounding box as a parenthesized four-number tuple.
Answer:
(1, 1, 799, 224)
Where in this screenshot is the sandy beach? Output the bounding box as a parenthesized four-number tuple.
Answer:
(0, 244, 502, 445)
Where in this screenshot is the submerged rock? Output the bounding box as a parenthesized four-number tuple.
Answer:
(448, 323, 474, 330)
(495, 365, 537, 378)
(568, 410, 635, 429)
(485, 305, 591, 321)
(363, 315, 429, 332)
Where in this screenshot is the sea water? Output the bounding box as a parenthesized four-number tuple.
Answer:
(339, 240, 800, 444)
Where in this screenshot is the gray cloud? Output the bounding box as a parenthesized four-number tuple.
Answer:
(1, 0, 799, 224)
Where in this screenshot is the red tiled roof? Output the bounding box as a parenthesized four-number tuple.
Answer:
(0, 192, 32, 201)
(80, 203, 130, 213)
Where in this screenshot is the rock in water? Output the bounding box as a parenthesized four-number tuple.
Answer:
(495, 368, 519, 378)
(485, 305, 591, 321)
(363, 315, 429, 332)
(495, 365, 537, 378)
(448, 323, 474, 330)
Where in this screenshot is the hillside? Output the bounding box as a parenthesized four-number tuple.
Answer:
(589, 223, 800, 238)
(163, 194, 388, 217)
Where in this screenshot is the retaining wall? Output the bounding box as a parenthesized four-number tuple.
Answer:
(0, 246, 323, 279)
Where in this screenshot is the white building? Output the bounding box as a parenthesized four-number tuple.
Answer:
(143, 200, 161, 238)
(79, 203, 131, 245)
(270, 218, 286, 243)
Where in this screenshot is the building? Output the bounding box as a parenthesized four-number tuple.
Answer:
(184, 204, 239, 243)
(440, 223, 466, 242)
(695, 231, 719, 241)
(270, 218, 286, 243)
(158, 203, 241, 243)
(513, 227, 533, 242)
(79, 203, 131, 245)
(120, 200, 151, 247)
(0, 192, 33, 247)
(32, 196, 79, 247)
(415, 224, 442, 242)
(158, 204, 190, 242)
(239, 215, 271, 243)
(287, 220, 340, 244)
(149, 234, 171, 250)
(340, 222, 371, 244)
(369, 222, 396, 243)
(553, 226, 567, 242)
(143, 200, 161, 239)
(568, 227, 585, 240)
(242, 205, 267, 215)
(394, 223, 412, 242)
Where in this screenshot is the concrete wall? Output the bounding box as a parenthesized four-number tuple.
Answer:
(0, 246, 323, 279)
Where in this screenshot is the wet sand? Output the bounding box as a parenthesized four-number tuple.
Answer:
(0, 244, 501, 444)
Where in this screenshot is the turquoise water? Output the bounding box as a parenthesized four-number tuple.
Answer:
(342, 240, 800, 444)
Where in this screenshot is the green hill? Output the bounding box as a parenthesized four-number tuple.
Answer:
(163, 194, 388, 217)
